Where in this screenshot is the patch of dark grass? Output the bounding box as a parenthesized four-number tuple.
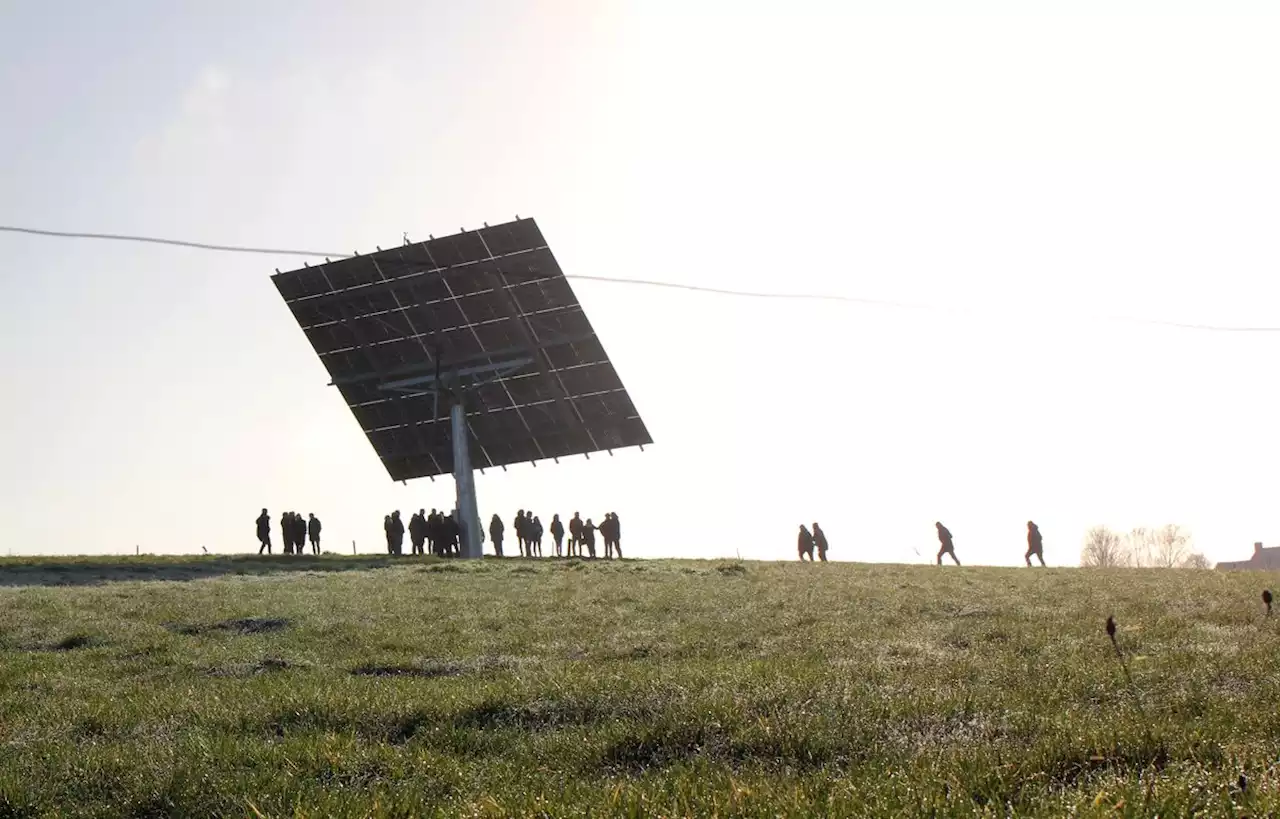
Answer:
(941, 632, 972, 650)
(0, 792, 40, 819)
(167, 617, 290, 636)
(1036, 739, 1172, 789)
(51, 634, 103, 651)
(597, 724, 861, 774)
(72, 716, 113, 740)
(351, 660, 463, 679)
(264, 707, 440, 746)
(204, 657, 296, 677)
(350, 655, 520, 679)
(715, 562, 748, 576)
(455, 698, 610, 731)
(387, 712, 433, 745)
(418, 563, 464, 573)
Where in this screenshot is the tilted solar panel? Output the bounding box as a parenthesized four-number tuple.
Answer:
(271, 218, 652, 481)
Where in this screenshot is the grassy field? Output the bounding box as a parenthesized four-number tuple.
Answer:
(1, 555, 1278, 817)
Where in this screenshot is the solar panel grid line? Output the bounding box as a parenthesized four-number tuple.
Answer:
(276, 263, 439, 476)
(331, 338, 608, 407)
(482, 274, 578, 460)
(286, 257, 570, 337)
(292, 245, 554, 314)
(331, 293, 447, 478)
(488, 263, 594, 451)
(324, 255, 446, 476)
(314, 305, 590, 367)
(425, 242, 510, 471)
(452, 268, 548, 463)
(378, 418, 641, 465)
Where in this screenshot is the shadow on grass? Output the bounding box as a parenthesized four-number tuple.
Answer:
(0, 555, 442, 588)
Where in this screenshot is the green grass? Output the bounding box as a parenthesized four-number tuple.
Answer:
(0, 555, 1277, 817)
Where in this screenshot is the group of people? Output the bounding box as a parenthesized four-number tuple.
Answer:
(253, 506, 626, 558)
(255, 509, 321, 555)
(796, 520, 1046, 566)
(797, 523, 830, 561)
(932, 520, 1046, 567)
(389, 509, 464, 556)
(489, 511, 622, 559)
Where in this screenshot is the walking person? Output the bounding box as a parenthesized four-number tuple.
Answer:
(936, 521, 960, 566)
(1025, 520, 1045, 567)
(812, 522, 828, 562)
(256, 508, 272, 554)
(797, 525, 815, 561)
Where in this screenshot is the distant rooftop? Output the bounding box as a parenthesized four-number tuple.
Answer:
(1216, 542, 1280, 570)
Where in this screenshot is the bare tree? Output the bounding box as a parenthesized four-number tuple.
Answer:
(1124, 527, 1154, 568)
(1107, 524, 1198, 568)
(1125, 524, 1194, 568)
(1081, 526, 1129, 567)
(1151, 524, 1193, 568)
(1181, 552, 1211, 569)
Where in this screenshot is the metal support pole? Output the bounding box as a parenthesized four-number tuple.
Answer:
(452, 401, 483, 559)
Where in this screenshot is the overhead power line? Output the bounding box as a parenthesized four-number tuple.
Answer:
(3, 223, 1279, 332)
(0, 224, 344, 259)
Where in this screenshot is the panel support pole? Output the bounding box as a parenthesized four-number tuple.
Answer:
(452, 401, 483, 559)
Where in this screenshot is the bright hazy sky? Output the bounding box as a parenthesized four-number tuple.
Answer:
(3, 1, 1279, 566)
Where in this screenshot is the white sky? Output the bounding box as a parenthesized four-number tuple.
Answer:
(2, 1, 1279, 566)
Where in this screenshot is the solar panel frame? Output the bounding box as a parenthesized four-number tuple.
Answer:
(272, 218, 652, 480)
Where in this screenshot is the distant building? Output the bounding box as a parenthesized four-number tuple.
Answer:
(1216, 542, 1280, 570)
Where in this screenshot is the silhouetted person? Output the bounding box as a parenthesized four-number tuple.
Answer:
(383, 514, 393, 554)
(444, 513, 461, 556)
(292, 512, 307, 554)
(308, 513, 322, 555)
(430, 511, 444, 557)
(605, 513, 623, 558)
(1025, 520, 1045, 567)
(583, 518, 597, 558)
(550, 514, 565, 557)
(797, 525, 815, 561)
(569, 513, 583, 557)
(256, 508, 272, 554)
(813, 522, 828, 562)
(600, 513, 615, 558)
(515, 509, 527, 557)
(531, 516, 543, 557)
(390, 511, 405, 555)
(490, 514, 505, 557)
(427, 509, 437, 554)
(407, 509, 425, 555)
(281, 511, 294, 555)
(936, 521, 959, 566)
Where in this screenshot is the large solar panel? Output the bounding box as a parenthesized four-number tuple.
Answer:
(271, 218, 652, 481)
